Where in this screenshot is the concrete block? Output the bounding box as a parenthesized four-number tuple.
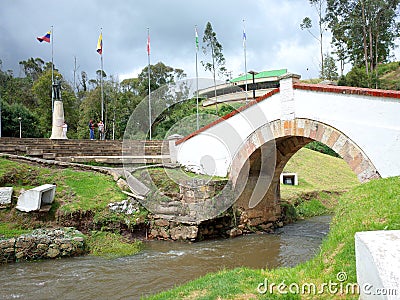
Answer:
(355, 230, 400, 300)
(0, 187, 13, 207)
(16, 184, 56, 212)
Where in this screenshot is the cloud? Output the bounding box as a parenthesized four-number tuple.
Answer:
(0, 0, 322, 82)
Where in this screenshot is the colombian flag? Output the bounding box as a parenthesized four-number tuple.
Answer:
(37, 31, 51, 43)
(97, 33, 103, 55)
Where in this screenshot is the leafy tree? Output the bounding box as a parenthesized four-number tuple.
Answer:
(300, 0, 328, 75)
(320, 53, 339, 80)
(19, 57, 45, 81)
(201, 21, 226, 113)
(344, 66, 369, 87)
(0, 100, 41, 137)
(137, 62, 185, 97)
(326, 0, 400, 85)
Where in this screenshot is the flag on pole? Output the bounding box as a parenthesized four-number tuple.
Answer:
(195, 26, 199, 51)
(147, 33, 150, 55)
(242, 28, 246, 48)
(37, 31, 51, 43)
(96, 33, 103, 55)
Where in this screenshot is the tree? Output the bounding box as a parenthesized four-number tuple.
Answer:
(344, 66, 369, 87)
(19, 57, 45, 81)
(0, 101, 41, 137)
(300, 0, 328, 76)
(201, 21, 226, 113)
(320, 53, 339, 80)
(137, 62, 185, 97)
(326, 0, 400, 85)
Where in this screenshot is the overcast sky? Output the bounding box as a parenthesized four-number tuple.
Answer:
(1, 0, 341, 84)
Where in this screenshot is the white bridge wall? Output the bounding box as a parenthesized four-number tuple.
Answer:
(177, 77, 400, 179)
(295, 90, 400, 178)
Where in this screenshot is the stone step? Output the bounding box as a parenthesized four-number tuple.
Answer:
(0, 138, 168, 159)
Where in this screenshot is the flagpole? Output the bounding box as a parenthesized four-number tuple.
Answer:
(100, 28, 104, 132)
(0, 91, 2, 138)
(243, 20, 248, 103)
(51, 25, 54, 113)
(147, 28, 152, 140)
(195, 25, 199, 130)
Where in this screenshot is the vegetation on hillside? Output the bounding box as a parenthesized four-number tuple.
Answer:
(147, 176, 400, 299)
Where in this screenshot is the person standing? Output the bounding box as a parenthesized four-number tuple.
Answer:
(98, 120, 105, 140)
(61, 122, 68, 139)
(89, 119, 95, 140)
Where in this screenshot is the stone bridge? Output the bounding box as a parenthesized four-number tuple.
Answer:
(173, 74, 400, 225)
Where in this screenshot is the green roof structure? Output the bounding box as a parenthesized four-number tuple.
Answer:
(230, 69, 287, 83)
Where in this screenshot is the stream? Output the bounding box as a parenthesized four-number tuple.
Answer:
(0, 215, 331, 299)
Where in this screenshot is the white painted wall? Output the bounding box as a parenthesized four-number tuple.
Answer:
(295, 90, 400, 178)
(176, 93, 281, 177)
(177, 79, 400, 178)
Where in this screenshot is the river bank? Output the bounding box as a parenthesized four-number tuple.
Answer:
(147, 176, 400, 299)
(0, 215, 332, 299)
(0, 148, 359, 262)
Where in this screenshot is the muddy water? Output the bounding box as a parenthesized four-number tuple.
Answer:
(0, 215, 330, 299)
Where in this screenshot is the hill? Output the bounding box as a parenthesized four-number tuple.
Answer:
(281, 148, 359, 200)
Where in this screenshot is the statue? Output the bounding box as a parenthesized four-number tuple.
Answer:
(52, 76, 62, 100)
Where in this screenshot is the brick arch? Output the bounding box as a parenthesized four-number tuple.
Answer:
(229, 118, 380, 187)
(228, 118, 380, 226)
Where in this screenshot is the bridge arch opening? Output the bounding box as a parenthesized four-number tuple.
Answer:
(229, 118, 381, 226)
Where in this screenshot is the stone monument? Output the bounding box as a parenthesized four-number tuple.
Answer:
(50, 76, 67, 139)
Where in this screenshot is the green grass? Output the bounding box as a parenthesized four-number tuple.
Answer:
(60, 168, 125, 213)
(281, 148, 360, 200)
(86, 231, 142, 258)
(0, 223, 32, 238)
(0, 158, 125, 214)
(146, 176, 400, 299)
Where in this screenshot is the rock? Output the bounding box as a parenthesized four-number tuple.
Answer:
(37, 243, 48, 250)
(170, 226, 198, 241)
(47, 247, 60, 258)
(268, 216, 278, 222)
(227, 228, 243, 238)
(154, 219, 169, 227)
(72, 237, 84, 243)
(150, 229, 158, 238)
(116, 178, 130, 191)
(108, 199, 138, 215)
(158, 228, 170, 239)
(259, 223, 273, 231)
(15, 251, 25, 259)
(0, 227, 87, 263)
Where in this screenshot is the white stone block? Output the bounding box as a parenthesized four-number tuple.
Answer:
(0, 187, 13, 206)
(355, 230, 400, 300)
(16, 184, 56, 212)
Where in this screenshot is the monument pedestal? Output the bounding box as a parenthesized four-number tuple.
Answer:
(50, 100, 67, 140)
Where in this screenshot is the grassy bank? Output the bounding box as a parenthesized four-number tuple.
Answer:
(147, 176, 400, 299)
(280, 148, 360, 219)
(0, 157, 142, 257)
(281, 148, 359, 200)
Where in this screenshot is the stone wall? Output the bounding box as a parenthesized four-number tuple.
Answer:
(0, 227, 87, 263)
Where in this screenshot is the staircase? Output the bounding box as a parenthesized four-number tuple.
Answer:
(0, 138, 170, 165)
